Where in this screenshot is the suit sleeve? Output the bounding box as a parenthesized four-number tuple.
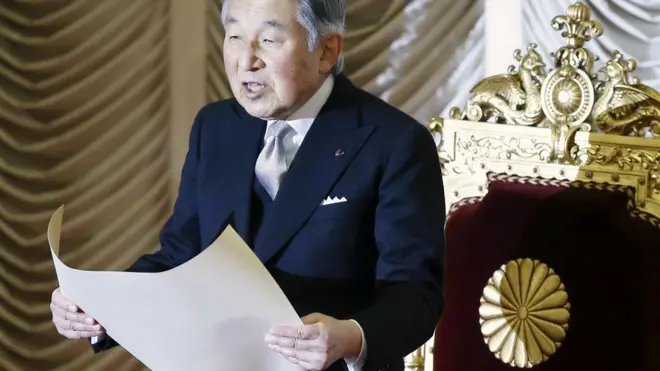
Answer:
(125, 108, 204, 273)
(351, 123, 446, 370)
(90, 107, 206, 353)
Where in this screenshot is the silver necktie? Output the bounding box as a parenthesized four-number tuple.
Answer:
(255, 120, 294, 200)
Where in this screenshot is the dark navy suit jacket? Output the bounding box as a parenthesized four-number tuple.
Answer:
(92, 75, 446, 371)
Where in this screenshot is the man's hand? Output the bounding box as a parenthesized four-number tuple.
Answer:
(265, 313, 363, 371)
(50, 288, 104, 339)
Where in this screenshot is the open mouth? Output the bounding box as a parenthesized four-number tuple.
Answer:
(243, 81, 265, 92)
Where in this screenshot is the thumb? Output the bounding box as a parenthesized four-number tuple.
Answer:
(301, 312, 326, 325)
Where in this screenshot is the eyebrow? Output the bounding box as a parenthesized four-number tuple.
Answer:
(223, 17, 284, 31)
(264, 20, 285, 30)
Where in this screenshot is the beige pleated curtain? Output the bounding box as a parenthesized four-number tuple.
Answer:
(1, 0, 172, 370)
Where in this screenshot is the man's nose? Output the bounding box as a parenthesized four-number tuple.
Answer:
(239, 46, 265, 72)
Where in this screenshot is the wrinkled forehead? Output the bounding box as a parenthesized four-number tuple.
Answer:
(223, 0, 299, 25)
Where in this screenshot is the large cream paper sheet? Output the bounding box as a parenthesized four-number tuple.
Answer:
(48, 206, 304, 371)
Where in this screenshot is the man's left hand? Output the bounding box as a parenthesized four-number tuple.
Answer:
(265, 313, 362, 370)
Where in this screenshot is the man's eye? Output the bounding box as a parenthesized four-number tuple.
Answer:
(228, 35, 239, 40)
(263, 39, 274, 43)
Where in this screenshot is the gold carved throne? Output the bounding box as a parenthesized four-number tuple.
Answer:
(404, 2, 660, 371)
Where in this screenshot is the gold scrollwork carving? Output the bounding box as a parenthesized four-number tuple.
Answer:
(550, 2, 602, 72)
(592, 51, 660, 137)
(428, 118, 453, 174)
(452, 135, 553, 175)
(449, 44, 546, 126)
(447, 1, 660, 166)
(577, 145, 660, 190)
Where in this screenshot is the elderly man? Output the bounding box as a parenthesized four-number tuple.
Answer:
(49, 0, 446, 370)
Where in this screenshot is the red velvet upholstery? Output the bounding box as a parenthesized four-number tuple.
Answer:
(434, 173, 660, 371)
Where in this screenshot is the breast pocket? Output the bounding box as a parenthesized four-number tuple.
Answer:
(307, 200, 363, 223)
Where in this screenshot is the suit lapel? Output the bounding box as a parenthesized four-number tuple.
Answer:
(214, 103, 265, 244)
(254, 77, 375, 264)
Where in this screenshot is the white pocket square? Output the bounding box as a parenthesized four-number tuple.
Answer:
(320, 196, 347, 206)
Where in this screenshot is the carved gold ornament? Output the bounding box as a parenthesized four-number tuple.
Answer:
(479, 259, 570, 368)
(592, 51, 660, 136)
(449, 44, 546, 127)
(541, 66, 594, 126)
(448, 1, 660, 165)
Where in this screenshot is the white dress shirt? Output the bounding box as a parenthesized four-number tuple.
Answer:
(265, 74, 367, 370)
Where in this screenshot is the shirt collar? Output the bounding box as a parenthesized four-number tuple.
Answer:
(267, 75, 334, 138)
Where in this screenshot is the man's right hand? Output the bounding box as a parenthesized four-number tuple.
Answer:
(50, 287, 104, 339)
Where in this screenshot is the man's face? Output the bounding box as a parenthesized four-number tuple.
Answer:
(223, 0, 329, 120)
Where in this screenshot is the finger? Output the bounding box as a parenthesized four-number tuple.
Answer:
(51, 304, 100, 327)
(51, 304, 98, 326)
(268, 324, 319, 339)
(271, 346, 324, 370)
(52, 315, 71, 330)
(51, 289, 78, 312)
(78, 330, 104, 338)
(269, 345, 318, 362)
(264, 334, 322, 351)
(71, 321, 103, 332)
(53, 316, 102, 333)
(61, 329, 104, 339)
(80, 316, 99, 325)
(51, 304, 84, 322)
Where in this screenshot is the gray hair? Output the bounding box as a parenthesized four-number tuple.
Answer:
(221, 0, 346, 75)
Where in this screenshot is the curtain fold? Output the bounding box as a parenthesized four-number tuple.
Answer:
(523, 0, 660, 89)
(0, 0, 170, 370)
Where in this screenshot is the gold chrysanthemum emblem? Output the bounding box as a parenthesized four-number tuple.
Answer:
(479, 258, 570, 368)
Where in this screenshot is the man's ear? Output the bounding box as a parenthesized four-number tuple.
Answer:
(318, 33, 343, 74)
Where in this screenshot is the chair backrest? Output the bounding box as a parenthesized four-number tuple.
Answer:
(403, 2, 660, 371)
